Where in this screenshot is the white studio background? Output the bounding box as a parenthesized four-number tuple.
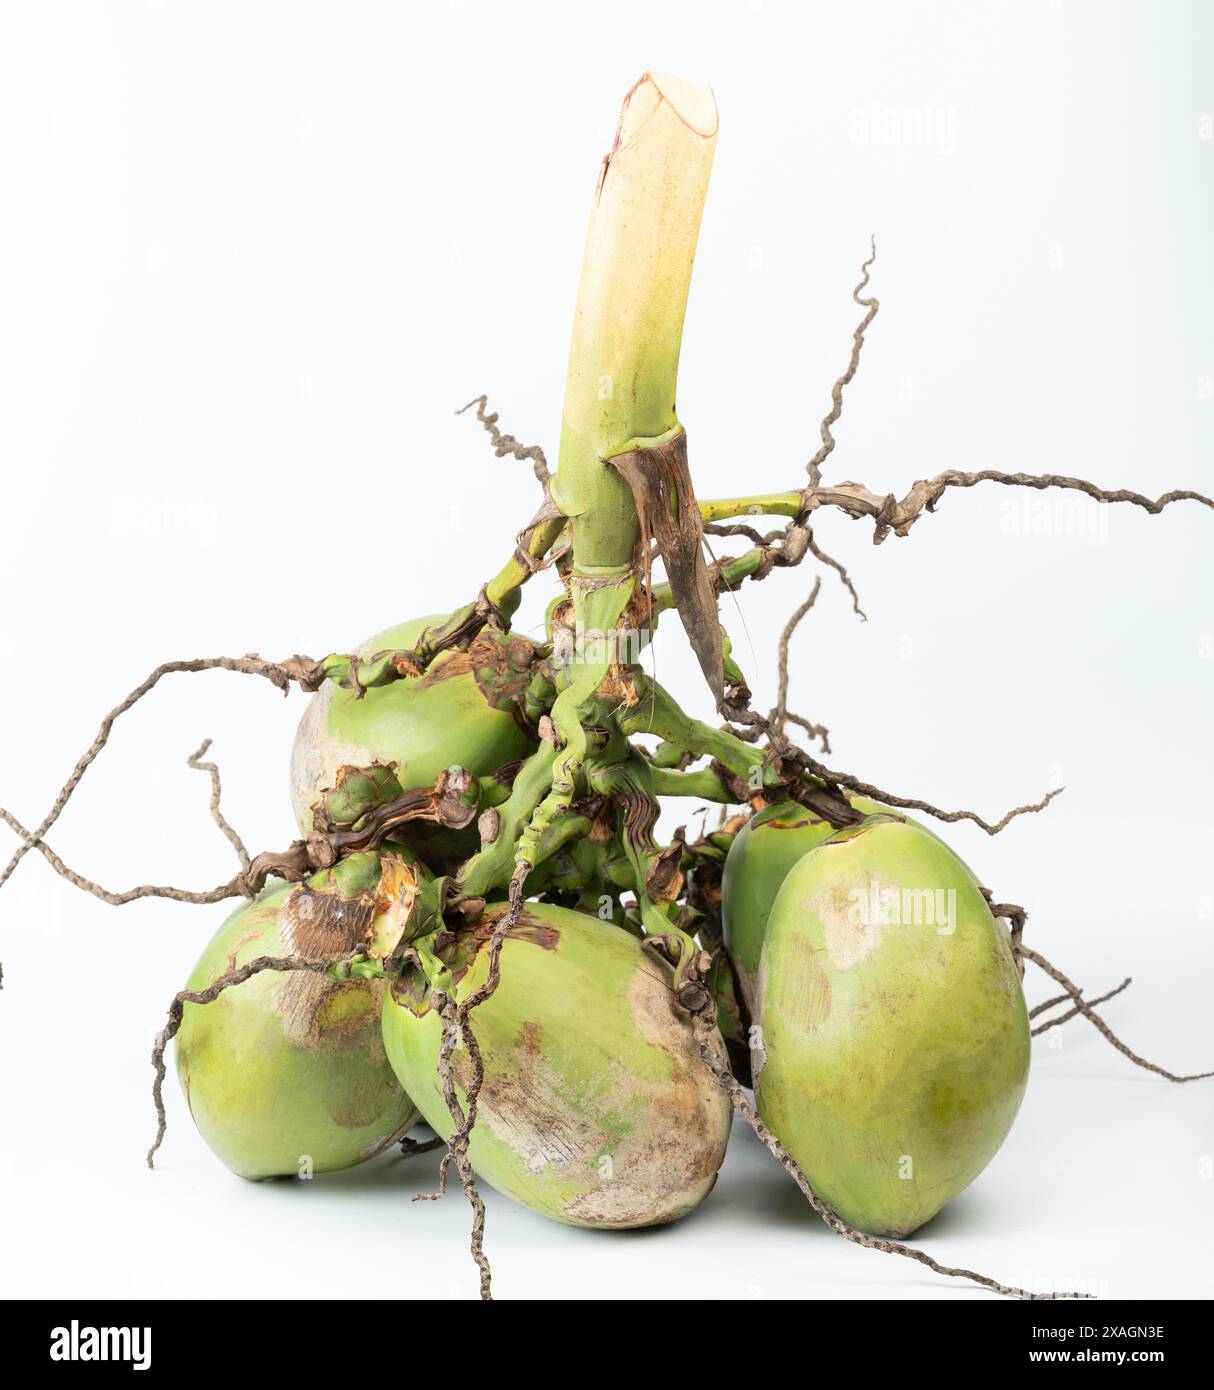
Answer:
(1, 0, 1211, 1300)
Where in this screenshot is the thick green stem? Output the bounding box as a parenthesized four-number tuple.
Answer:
(552, 72, 718, 569)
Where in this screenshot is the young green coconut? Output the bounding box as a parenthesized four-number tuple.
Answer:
(382, 899, 731, 1228)
(722, 797, 885, 1015)
(168, 850, 422, 1180)
(754, 815, 1030, 1237)
(722, 799, 973, 1016)
(290, 615, 544, 863)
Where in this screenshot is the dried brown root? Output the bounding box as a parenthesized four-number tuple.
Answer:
(1032, 978, 1131, 1036)
(397, 1134, 446, 1159)
(773, 578, 820, 727)
(146, 953, 342, 1169)
(710, 470, 1212, 615)
(982, 893, 1027, 973)
(806, 237, 879, 488)
(1020, 946, 1214, 1082)
(802, 471, 1214, 546)
(2, 765, 475, 911)
(795, 755, 1065, 838)
(782, 712, 831, 755)
(0, 808, 316, 905)
(414, 863, 530, 1302)
(413, 991, 493, 1301)
(186, 739, 251, 872)
(770, 576, 832, 752)
(806, 527, 866, 619)
(0, 654, 321, 894)
(457, 394, 551, 490)
(720, 689, 1064, 838)
(692, 1015, 1088, 1299)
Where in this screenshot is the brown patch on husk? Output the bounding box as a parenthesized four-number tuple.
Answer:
(274, 881, 376, 1047)
(609, 431, 724, 706)
(270, 855, 416, 1045)
(562, 969, 730, 1227)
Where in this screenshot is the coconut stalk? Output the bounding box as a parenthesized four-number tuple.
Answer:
(552, 71, 724, 700)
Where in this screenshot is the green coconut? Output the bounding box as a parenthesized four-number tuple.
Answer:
(381, 900, 731, 1229)
(754, 816, 1029, 1237)
(289, 616, 540, 852)
(174, 853, 420, 1180)
(721, 796, 887, 1014)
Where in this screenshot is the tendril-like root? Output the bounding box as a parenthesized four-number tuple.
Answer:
(773, 578, 819, 728)
(1031, 978, 1131, 1035)
(398, 1133, 446, 1158)
(146, 954, 345, 1169)
(805, 526, 866, 619)
(804, 471, 1214, 547)
(0, 655, 320, 894)
(186, 739, 251, 872)
(415, 864, 530, 1301)
(692, 1015, 1089, 1300)
(806, 238, 879, 489)
(0, 807, 320, 906)
(457, 394, 551, 490)
(796, 755, 1065, 837)
(1020, 947, 1214, 1082)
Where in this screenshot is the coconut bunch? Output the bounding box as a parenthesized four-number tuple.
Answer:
(4, 73, 1211, 1303)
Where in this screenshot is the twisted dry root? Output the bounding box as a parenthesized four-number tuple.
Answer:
(709, 471, 1213, 610)
(804, 471, 1214, 547)
(457, 394, 551, 490)
(398, 1134, 446, 1159)
(805, 526, 866, 619)
(721, 690, 1064, 838)
(692, 1015, 1088, 1299)
(796, 754, 1065, 838)
(806, 238, 879, 489)
(1020, 947, 1214, 1082)
(763, 576, 832, 752)
(187, 739, 251, 872)
(146, 953, 343, 1169)
(1031, 978, 1131, 1035)
(3, 737, 256, 904)
(415, 864, 530, 1301)
(416, 992, 493, 1301)
(0, 807, 315, 906)
(0, 654, 320, 894)
(983, 894, 1027, 972)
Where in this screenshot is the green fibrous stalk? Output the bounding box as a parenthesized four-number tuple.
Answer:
(552, 71, 717, 570)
